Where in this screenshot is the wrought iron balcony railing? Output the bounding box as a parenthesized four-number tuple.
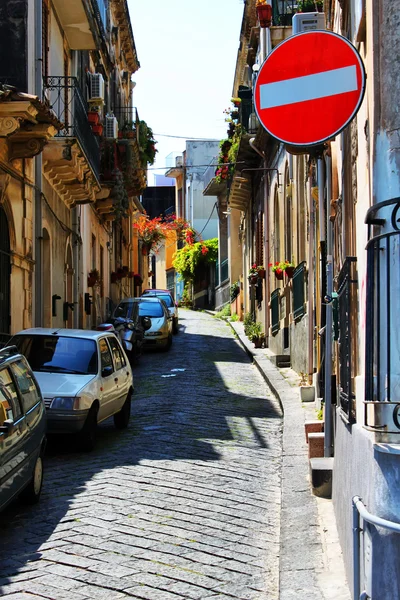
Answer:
(337, 256, 357, 423)
(43, 76, 100, 181)
(272, 0, 296, 26)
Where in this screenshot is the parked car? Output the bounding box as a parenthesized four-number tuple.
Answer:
(113, 297, 173, 351)
(0, 345, 46, 512)
(9, 329, 133, 451)
(141, 289, 179, 334)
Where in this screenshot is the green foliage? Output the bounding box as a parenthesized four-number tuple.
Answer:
(215, 304, 231, 319)
(173, 238, 218, 284)
(243, 311, 255, 336)
(138, 120, 157, 165)
(247, 321, 263, 342)
(230, 280, 240, 302)
(230, 313, 239, 322)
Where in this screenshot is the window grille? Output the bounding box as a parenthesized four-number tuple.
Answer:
(292, 261, 306, 320)
(271, 289, 280, 335)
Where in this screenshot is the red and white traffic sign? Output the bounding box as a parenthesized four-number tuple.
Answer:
(254, 31, 366, 146)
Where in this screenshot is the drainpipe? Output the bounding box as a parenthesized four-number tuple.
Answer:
(307, 171, 314, 384)
(324, 154, 333, 457)
(34, 0, 43, 326)
(249, 138, 270, 345)
(72, 206, 80, 328)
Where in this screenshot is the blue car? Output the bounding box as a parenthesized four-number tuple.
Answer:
(0, 346, 46, 511)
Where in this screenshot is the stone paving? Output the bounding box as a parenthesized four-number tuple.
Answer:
(0, 309, 283, 600)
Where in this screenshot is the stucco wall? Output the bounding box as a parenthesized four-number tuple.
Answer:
(334, 416, 400, 599)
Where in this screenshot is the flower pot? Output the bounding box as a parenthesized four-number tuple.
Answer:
(256, 3, 272, 27)
(87, 276, 97, 287)
(248, 274, 259, 285)
(285, 266, 295, 278)
(258, 268, 266, 279)
(88, 111, 100, 125)
(253, 337, 263, 349)
(92, 123, 103, 136)
(274, 269, 284, 280)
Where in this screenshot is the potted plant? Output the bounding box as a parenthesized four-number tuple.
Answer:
(248, 322, 264, 348)
(231, 97, 241, 108)
(282, 260, 296, 278)
(88, 110, 100, 125)
(87, 269, 100, 287)
(133, 273, 143, 285)
(256, 0, 272, 27)
(270, 262, 284, 280)
(248, 263, 259, 285)
(92, 123, 103, 136)
(297, 0, 324, 12)
(257, 265, 266, 279)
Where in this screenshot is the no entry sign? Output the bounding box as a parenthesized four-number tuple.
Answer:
(254, 31, 366, 146)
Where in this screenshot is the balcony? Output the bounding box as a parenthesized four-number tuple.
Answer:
(42, 76, 100, 207)
(0, 87, 63, 160)
(51, 0, 96, 49)
(271, 0, 295, 47)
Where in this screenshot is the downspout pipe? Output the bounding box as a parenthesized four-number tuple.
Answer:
(72, 207, 80, 328)
(307, 172, 314, 384)
(249, 138, 270, 345)
(34, 0, 43, 326)
(324, 155, 333, 457)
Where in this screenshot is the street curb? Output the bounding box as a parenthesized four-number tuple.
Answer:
(221, 317, 350, 600)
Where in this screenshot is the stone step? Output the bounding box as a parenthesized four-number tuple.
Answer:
(308, 432, 325, 458)
(305, 420, 324, 443)
(310, 457, 334, 499)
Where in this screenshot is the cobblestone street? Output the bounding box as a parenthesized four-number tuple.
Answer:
(0, 310, 283, 600)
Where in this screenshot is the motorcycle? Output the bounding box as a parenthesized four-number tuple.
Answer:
(97, 316, 151, 363)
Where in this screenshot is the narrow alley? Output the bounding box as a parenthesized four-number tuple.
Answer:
(0, 310, 283, 600)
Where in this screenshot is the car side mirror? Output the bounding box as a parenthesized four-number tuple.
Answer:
(0, 419, 15, 435)
(142, 316, 152, 331)
(101, 365, 113, 378)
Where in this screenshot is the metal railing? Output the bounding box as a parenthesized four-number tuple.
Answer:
(365, 199, 400, 413)
(43, 76, 100, 181)
(292, 261, 306, 320)
(271, 288, 280, 335)
(353, 496, 400, 600)
(272, 0, 296, 26)
(337, 257, 357, 423)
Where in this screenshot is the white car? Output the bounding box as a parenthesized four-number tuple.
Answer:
(10, 328, 133, 451)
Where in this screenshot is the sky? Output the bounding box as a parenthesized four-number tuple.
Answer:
(127, 0, 245, 184)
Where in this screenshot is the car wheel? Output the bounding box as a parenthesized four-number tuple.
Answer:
(80, 406, 98, 452)
(20, 455, 43, 505)
(114, 390, 132, 430)
(173, 319, 179, 334)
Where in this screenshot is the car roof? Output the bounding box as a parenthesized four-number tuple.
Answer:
(142, 289, 172, 295)
(13, 328, 115, 340)
(118, 297, 162, 304)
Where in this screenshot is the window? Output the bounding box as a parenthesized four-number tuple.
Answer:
(0, 368, 22, 420)
(12, 336, 98, 375)
(138, 301, 164, 318)
(99, 338, 113, 372)
(10, 359, 41, 413)
(108, 337, 125, 370)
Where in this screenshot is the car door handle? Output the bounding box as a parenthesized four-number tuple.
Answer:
(114, 377, 118, 383)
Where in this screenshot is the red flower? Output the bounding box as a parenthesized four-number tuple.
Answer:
(201, 246, 208, 255)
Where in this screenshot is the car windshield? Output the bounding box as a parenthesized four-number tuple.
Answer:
(11, 335, 98, 375)
(144, 293, 173, 308)
(138, 302, 164, 318)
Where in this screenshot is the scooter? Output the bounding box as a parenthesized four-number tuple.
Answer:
(97, 316, 151, 364)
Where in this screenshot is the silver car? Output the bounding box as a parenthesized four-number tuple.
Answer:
(141, 289, 179, 334)
(114, 297, 173, 351)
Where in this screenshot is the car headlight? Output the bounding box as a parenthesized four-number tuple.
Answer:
(51, 397, 80, 410)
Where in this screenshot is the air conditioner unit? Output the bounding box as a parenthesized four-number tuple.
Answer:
(175, 155, 183, 167)
(292, 12, 325, 34)
(89, 73, 105, 103)
(105, 115, 118, 139)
